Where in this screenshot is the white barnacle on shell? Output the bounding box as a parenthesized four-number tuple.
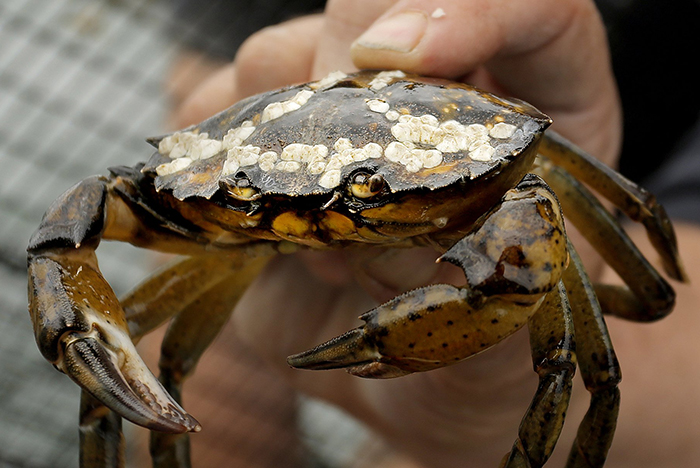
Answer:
(223, 121, 256, 149)
(276, 161, 302, 172)
(369, 70, 406, 90)
(367, 99, 390, 113)
(258, 151, 278, 172)
(188, 138, 223, 160)
(470, 143, 496, 161)
(221, 158, 240, 177)
(363, 142, 383, 159)
(385, 110, 400, 121)
(281, 143, 329, 164)
(227, 145, 261, 167)
(489, 122, 517, 139)
(307, 160, 327, 175)
(309, 70, 348, 90)
(159, 131, 214, 160)
(333, 138, 353, 153)
(156, 157, 193, 176)
(384, 141, 412, 163)
(261, 90, 315, 123)
(383, 110, 510, 169)
(422, 149, 444, 168)
(318, 169, 342, 189)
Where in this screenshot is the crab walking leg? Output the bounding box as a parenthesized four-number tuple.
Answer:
(538, 132, 686, 282)
(500, 281, 577, 468)
(534, 161, 676, 321)
(150, 255, 271, 468)
(77, 250, 275, 468)
(289, 175, 569, 378)
(122, 248, 275, 342)
(562, 241, 621, 468)
(79, 391, 124, 468)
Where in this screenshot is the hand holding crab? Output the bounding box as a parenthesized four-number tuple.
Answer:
(27, 1, 693, 468)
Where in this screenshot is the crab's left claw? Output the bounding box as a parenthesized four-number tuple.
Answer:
(289, 174, 569, 379)
(287, 284, 544, 379)
(28, 253, 200, 434)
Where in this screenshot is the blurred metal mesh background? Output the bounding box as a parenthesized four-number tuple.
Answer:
(1, 1, 174, 466)
(0, 1, 392, 467)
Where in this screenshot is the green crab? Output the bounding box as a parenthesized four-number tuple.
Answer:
(27, 70, 686, 467)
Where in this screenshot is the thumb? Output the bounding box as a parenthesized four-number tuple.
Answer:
(345, 0, 620, 164)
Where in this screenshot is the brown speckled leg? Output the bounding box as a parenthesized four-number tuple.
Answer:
(534, 159, 676, 321)
(500, 281, 577, 468)
(288, 175, 570, 378)
(562, 242, 621, 468)
(539, 131, 686, 282)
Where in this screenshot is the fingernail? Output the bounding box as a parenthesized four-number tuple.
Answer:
(354, 11, 428, 53)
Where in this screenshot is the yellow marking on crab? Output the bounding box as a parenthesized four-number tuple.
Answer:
(271, 212, 315, 239)
(320, 211, 358, 239)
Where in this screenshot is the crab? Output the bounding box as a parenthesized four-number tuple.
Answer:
(28, 70, 686, 467)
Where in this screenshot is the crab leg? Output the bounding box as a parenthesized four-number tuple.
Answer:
(534, 160, 676, 321)
(150, 255, 271, 468)
(538, 131, 686, 282)
(75, 251, 273, 467)
(288, 175, 569, 378)
(500, 281, 577, 468)
(79, 391, 124, 468)
(562, 241, 621, 468)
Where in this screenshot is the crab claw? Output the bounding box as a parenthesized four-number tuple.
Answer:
(29, 254, 200, 434)
(288, 284, 541, 379)
(62, 333, 201, 433)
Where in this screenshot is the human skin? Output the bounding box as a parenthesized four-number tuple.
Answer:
(169, 1, 700, 466)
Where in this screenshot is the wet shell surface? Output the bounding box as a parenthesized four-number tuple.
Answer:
(143, 71, 551, 201)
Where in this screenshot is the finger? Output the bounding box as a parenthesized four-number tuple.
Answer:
(173, 15, 325, 128)
(350, 0, 601, 104)
(173, 63, 237, 128)
(311, 0, 396, 77)
(346, 0, 620, 163)
(235, 14, 325, 96)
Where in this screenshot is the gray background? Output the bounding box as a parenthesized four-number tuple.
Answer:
(0, 1, 176, 466)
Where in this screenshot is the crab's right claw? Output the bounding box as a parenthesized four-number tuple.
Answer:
(28, 254, 200, 434)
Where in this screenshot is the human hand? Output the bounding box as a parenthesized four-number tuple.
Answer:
(173, 1, 622, 466)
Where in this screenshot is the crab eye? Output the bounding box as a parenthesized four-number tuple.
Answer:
(221, 173, 261, 201)
(350, 172, 385, 199)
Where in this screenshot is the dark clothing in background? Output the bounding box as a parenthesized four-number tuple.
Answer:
(172, 0, 700, 224)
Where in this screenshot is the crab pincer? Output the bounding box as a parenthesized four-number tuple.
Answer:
(28, 252, 200, 434)
(289, 175, 570, 379)
(27, 176, 200, 434)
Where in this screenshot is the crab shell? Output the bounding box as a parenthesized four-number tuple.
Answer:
(144, 71, 551, 205)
